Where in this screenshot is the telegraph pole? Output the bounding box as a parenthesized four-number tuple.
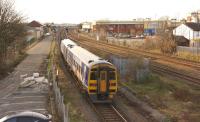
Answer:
(196, 11, 199, 55)
(198, 11, 200, 56)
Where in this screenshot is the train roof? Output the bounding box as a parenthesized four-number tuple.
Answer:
(69, 45, 112, 67)
(61, 39, 77, 47)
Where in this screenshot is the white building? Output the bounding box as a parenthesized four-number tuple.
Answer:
(27, 20, 44, 41)
(173, 23, 200, 47)
(81, 22, 92, 32)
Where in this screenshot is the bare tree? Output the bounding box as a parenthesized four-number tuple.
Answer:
(158, 32, 177, 55)
(0, 0, 26, 71)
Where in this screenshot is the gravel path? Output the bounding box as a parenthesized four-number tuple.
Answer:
(0, 36, 52, 118)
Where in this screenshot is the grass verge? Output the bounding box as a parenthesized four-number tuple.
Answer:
(122, 73, 200, 122)
(0, 53, 27, 80)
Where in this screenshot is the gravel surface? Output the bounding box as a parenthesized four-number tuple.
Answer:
(0, 36, 52, 118)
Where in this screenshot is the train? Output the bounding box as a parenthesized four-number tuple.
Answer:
(60, 39, 118, 103)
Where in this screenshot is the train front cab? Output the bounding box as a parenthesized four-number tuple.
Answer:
(88, 64, 117, 103)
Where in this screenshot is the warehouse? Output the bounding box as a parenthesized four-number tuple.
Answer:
(94, 20, 144, 38)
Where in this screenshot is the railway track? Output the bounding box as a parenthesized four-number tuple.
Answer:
(92, 103, 127, 122)
(69, 33, 200, 71)
(151, 63, 200, 85)
(60, 58, 127, 122)
(68, 34, 200, 86)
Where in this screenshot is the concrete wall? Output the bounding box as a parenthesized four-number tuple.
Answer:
(107, 37, 145, 48)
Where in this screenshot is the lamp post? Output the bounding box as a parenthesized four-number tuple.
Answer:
(171, 18, 177, 38)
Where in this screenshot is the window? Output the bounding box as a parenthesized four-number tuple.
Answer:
(109, 71, 116, 80)
(100, 72, 106, 80)
(90, 71, 97, 80)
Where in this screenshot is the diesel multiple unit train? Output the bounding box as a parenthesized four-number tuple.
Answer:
(60, 39, 118, 102)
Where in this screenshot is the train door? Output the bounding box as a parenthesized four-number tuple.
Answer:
(99, 71, 107, 93)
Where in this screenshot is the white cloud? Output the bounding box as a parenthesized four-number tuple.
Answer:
(14, 0, 200, 23)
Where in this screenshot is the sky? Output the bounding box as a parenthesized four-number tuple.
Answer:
(14, 0, 200, 24)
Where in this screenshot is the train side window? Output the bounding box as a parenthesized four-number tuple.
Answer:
(109, 71, 116, 80)
(90, 71, 97, 80)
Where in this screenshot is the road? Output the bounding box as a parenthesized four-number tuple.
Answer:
(0, 36, 52, 118)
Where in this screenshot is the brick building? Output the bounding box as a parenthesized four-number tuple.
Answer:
(94, 21, 144, 37)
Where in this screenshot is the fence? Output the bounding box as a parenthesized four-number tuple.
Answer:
(177, 46, 200, 55)
(52, 65, 69, 122)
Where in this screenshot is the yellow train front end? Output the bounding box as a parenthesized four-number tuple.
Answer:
(87, 63, 117, 103)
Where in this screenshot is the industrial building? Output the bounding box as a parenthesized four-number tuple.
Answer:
(93, 20, 180, 38)
(94, 20, 144, 38)
(144, 20, 180, 36)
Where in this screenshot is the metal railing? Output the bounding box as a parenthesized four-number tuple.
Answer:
(177, 46, 200, 55)
(52, 66, 69, 122)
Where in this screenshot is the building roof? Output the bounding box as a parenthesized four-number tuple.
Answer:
(96, 20, 143, 25)
(28, 20, 43, 27)
(185, 22, 200, 31)
(80, 22, 92, 24)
